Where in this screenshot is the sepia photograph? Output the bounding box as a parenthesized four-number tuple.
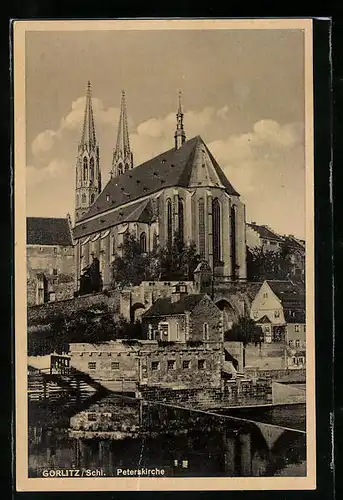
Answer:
(14, 19, 315, 491)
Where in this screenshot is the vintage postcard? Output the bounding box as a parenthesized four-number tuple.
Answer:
(14, 19, 315, 491)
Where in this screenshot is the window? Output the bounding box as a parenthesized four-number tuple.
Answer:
(76, 194, 79, 208)
(112, 236, 116, 255)
(295, 339, 300, 348)
(167, 199, 172, 246)
(167, 360, 176, 370)
(89, 158, 94, 184)
(230, 205, 237, 279)
(159, 323, 169, 340)
(53, 247, 57, 254)
(274, 310, 280, 318)
(198, 360, 205, 370)
(176, 323, 180, 341)
(106, 194, 110, 202)
(111, 362, 119, 370)
(90, 193, 95, 204)
(83, 157, 88, 181)
(203, 323, 209, 341)
(212, 198, 221, 265)
(198, 198, 205, 258)
(292, 357, 297, 365)
(263, 293, 268, 298)
(87, 413, 97, 422)
(88, 362, 96, 370)
(178, 197, 184, 243)
(183, 360, 190, 369)
(151, 361, 160, 371)
(118, 163, 123, 175)
(140, 232, 147, 253)
(294, 325, 300, 332)
(298, 357, 305, 364)
(52, 268, 58, 276)
(265, 326, 270, 333)
(289, 339, 294, 347)
(82, 194, 86, 205)
(153, 232, 158, 250)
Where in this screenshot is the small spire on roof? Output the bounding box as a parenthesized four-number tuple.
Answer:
(174, 90, 186, 150)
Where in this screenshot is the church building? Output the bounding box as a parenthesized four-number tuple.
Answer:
(73, 83, 247, 290)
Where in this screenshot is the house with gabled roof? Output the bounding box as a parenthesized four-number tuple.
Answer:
(246, 222, 284, 253)
(141, 286, 223, 344)
(250, 280, 305, 343)
(72, 83, 247, 291)
(26, 215, 75, 305)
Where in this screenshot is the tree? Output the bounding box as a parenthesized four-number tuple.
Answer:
(224, 316, 263, 368)
(111, 233, 160, 288)
(159, 231, 201, 281)
(246, 242, 295, 282)
(111, 231, 201, 287)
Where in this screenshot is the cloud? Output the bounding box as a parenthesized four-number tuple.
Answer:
(208, 119, 305, 236)
(31, 130, 59, 157)
(31, 96, 121, 160)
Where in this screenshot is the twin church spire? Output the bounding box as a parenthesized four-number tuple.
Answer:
(111, 90, 134, 178)
(75, 83, 186, 222)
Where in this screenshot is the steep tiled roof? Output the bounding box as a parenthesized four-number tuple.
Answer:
(142, 294, 207, 318)
(283, 235, 306, 251)
(27, 217, 73, 246)
(73, 199, 153, 239)
(266, 280, 305, 308)
(77, 136, 239, 223)
(247, 223, 283, 242)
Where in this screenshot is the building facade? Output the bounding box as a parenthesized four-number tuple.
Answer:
(27, 216, 75, 305)
(69, 339, 223, 392)
(246, 222, 284, 253)
(141, 288, 224, 343)
(250, 280, 305, 343)
(72, 84, 247, 292)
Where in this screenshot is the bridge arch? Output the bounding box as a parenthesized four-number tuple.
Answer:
(130, 301, 146, 323)
(215, 298, 237, 332)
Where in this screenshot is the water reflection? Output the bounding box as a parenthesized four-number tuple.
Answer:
(28, 393, 306, 477)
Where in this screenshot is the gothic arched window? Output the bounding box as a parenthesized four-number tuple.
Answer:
(90, 193, 95, 204)
(198, 198, 205, 258)
(178, 198, 184, 244)
(89, 158, 94, 185)
(118, 163, 123, 175)
(212, 198, 221, 265)
(231, 205, 237, 279)
(166, 199, 172, 247)
(125, 163, 130, 172)
(153, 232, 158, 250)
(83, 157, 88, 182)
(76, 194, 80, 208)
(81, 193, 86, 205)
(140, 232, 147, 253)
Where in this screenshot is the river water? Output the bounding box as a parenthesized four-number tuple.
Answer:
(28, 392, 306, 478)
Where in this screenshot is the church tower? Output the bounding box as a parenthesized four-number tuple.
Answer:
(75, 81, 101, 222)
(111, 90, 134, 178)
(174, 91, 186, 150)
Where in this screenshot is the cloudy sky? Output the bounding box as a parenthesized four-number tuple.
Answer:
(25, 27, 307, 238)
